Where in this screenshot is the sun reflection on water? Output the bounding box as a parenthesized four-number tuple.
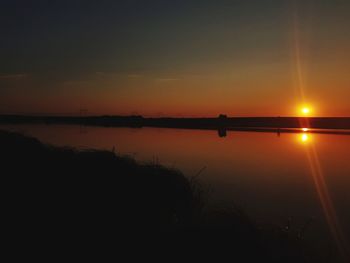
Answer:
(298, 130, 311, 144)
(296, 128, 349, 259)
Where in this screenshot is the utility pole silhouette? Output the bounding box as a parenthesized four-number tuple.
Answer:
(79, 108, 88, 134)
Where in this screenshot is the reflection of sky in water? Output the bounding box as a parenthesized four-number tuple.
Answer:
(300, 132, 310, 143)
(1, 124, 349, 250)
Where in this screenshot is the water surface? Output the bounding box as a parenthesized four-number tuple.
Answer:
(1, 124, 349, 249)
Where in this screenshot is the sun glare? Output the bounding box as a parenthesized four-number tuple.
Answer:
(298, 133, 310, 144)
(298, 105, 313, 116)
(302, 107, 310, 114)
(301, 133, 308, 142)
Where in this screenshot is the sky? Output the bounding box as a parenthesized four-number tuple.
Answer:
(1, 0, 350, 117)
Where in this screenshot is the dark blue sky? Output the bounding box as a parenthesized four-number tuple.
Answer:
(1, 1, 289, 74)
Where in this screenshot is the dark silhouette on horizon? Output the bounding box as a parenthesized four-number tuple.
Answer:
(1, 114, 350, 131)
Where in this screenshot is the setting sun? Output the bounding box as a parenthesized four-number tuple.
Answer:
(302, 108, 310, 114)
(2, 1, 350, 258)
(299, 105, 313, 116)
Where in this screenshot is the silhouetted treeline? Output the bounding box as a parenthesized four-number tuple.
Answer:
(0, 114, 145, 127)
(1, 114, 350, 130)
(0, 130, 342, 262)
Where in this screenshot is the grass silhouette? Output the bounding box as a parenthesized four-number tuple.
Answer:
(0, 129, 339, 262)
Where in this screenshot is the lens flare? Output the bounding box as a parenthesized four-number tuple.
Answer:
(297, 130, 349, 259)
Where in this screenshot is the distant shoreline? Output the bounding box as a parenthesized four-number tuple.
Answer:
(1, 114, 350, 130)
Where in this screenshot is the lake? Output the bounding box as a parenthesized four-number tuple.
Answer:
(1, 123, 349, 250)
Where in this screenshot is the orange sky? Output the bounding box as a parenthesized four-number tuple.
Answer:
(1, 1, 350, 117)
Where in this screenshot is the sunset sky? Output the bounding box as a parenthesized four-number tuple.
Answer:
(1, 0, 350, 117)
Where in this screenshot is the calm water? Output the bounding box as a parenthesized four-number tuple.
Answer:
(2, 124, 350, 247)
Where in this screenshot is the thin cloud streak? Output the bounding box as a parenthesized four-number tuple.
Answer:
(0, 74, 28, 79)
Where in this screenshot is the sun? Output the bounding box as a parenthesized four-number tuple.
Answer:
(299, 105, 313, 116)
(302, 107, 310, 114)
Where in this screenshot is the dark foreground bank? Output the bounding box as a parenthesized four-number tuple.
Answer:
(0, 130, 343, 262)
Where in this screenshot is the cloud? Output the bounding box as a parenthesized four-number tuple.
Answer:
(0, 74, 28, 79)
(155, 78, 180, 82)
(62, 80, 92, 86)
(95, 72, 144, 79)
(127, 74, 143, 79)
(95, 71, 114, 77)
